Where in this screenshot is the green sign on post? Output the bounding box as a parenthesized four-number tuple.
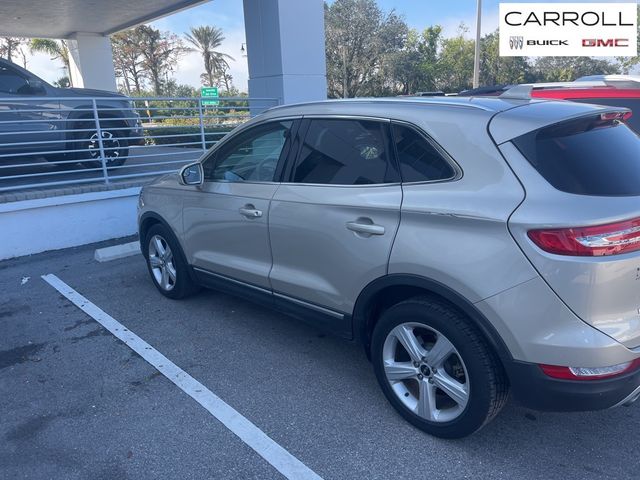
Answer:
(201, 86, 219, 106)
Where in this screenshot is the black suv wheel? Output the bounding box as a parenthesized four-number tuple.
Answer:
(75, 120, 129, 170)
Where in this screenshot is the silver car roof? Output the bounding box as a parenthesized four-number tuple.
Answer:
(248, 96, 630, 144)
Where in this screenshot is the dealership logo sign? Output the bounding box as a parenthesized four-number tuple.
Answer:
(509, 36, 524, 50)
(499, 3, 637, 57)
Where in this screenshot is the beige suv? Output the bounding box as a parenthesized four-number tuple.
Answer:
(139, 97, 640, 438)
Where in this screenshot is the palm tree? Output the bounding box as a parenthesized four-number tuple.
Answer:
(185, 26, 234, 88)
(29, 39, 72, 84)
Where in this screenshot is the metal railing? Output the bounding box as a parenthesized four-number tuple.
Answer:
(0, 96, 279, 194)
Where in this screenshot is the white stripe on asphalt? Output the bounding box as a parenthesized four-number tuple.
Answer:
(41, 273, 323, 480)
(94, 241, 140, 263)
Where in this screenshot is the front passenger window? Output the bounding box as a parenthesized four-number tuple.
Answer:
(204, 120, 292, 182)
(0, 66, 30, 94)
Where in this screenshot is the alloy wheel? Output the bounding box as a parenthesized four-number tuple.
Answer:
(148, 234, 177, 291)
(382, 322, 470, 423)
(88, 130, 121, 163)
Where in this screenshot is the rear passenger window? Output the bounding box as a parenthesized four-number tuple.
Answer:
(292, 119, 398, 185)
(392, 124, 456, 183)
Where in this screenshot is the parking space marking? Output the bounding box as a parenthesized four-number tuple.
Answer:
(41, 273, 323, 480)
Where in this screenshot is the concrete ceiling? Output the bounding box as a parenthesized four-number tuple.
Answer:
(0, 0, 211, 38)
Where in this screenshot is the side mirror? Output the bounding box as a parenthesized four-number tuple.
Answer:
(179, 162, 204, 186)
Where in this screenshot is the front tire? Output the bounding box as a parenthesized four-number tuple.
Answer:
(371, 296, 508, 438)
(143, 224, 199, 299)
(75, 121, 129, 170)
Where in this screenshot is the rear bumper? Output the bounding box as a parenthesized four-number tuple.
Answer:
(507, 360, 640, 411)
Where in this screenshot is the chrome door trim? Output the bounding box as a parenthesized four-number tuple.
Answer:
(193, 266, 346, 320)
(273, 292, 345, 320)
(193, 267, 272, 295)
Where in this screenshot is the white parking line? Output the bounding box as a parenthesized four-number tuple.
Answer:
(41, 273, 323, 480)
(94, 241, 140, 262)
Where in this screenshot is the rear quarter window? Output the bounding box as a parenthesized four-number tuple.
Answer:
(513, 116, 640, 196)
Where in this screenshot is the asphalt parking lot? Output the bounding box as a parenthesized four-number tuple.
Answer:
(2, 240, 640, 480)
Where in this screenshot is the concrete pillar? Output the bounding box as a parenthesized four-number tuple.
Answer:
(67, 33, 117, 92)
(243, 0, 327, 105)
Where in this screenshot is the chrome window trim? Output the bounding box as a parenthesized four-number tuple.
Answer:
(301, 114, 392, 123)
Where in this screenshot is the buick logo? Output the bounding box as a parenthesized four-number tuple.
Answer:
(509, 36, 524, 50)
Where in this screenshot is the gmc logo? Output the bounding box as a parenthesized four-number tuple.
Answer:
(582, 38, 629, 47)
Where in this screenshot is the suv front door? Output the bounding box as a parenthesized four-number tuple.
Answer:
(268, 117, 402, 335)
(182, 119, 296, 289)
(0, 63, 61, 158)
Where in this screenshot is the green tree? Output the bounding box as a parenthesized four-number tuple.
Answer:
(437, 24, 475, 93)
(136, 25, 184, 95)
(617, 5, 640, 74)
(53, 76, 70, 88)
(479, 31, 534, 86)
(112, 29, 146, 94)
(184, 25, 233, 88)
(29, 39, 71, 82)
(533, 57, 620, 82)
(325, 0, 408, 98)
(387, 26, 442, 94)
(0, 37, 24, 63)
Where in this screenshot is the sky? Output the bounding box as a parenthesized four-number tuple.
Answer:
(23, 0, 638, 92)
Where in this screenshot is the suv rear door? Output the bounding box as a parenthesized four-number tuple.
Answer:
(267, 117, 402, 335)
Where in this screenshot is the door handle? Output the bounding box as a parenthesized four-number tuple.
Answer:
(239, 205, 263, 219)
(346, 220, 385, 236)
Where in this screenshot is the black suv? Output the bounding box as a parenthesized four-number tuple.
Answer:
(0, 58, 142, 168)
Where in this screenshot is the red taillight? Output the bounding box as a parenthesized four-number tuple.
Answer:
(528, 217, 640, 256)
(540, 359, 640, 380)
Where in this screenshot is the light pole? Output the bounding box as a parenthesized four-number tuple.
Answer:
(473, 0, 482, 88)
(342, 46, 348, 98)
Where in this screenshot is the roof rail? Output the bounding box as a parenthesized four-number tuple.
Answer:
(575, 75, 640, 89)
(498, 80, 614, 99)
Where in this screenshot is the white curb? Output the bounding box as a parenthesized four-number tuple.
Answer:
(94, 241, 141, 263)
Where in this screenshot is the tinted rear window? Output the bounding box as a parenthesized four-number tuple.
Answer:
(392, 124, 456, 182)
(513, 116, 640, 196)
(572, 98, 640, 133)
(292, 119, 398, 185)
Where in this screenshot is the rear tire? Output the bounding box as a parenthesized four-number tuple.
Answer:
(371, 296, 509, 439)
(143, 224, 200, 299)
